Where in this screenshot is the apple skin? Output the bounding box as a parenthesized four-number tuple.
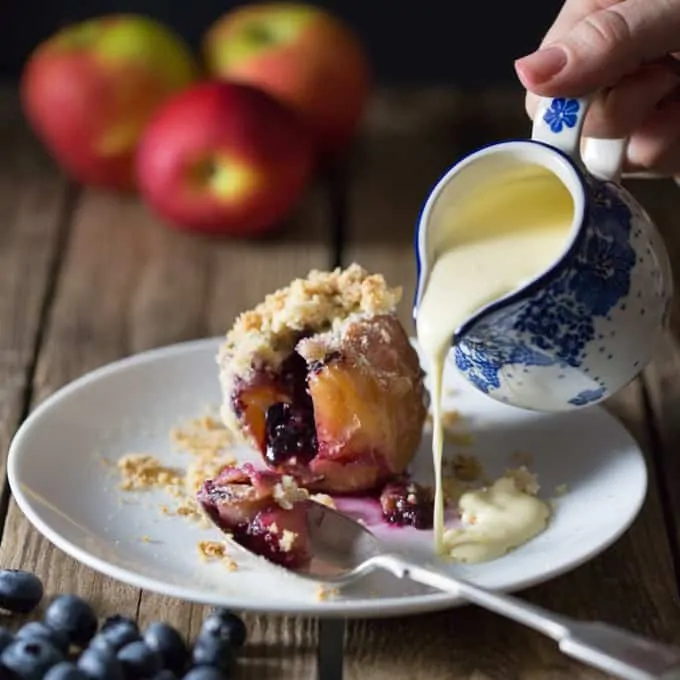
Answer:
(20, 15, 198, 190)
(135, 80, 315, 237)
(203, 3, 371, 159)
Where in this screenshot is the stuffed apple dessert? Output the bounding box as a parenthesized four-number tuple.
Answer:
(216, 264, 427, 494)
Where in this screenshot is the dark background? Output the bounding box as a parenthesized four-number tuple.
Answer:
(2, 0, 563, 85)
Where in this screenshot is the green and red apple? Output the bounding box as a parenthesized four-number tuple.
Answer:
(135, 81, 315, 237)
(21, 15, 198, 190)
(203, 3, 372, 159)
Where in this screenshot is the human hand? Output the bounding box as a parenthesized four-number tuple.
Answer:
(515, 0, 680, 176)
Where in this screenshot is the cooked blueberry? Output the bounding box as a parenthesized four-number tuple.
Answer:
(264, 401, 317, 466)
(182, 668, 227, 680)
(44, 595, 98, 647)
(45, 661, 89, 680)
(96, 616, 140, 652)
(77, 647, 123, 680)
(191, 635, 233, 672)
(117, 641, 162, 679)
(1, 638, 63, 680)
(0, 628, 13, 654)
(380, 480, 434, 529)
(16, 621, 70, 652)
(200, 610, 246, 648)
(0, 569, 44, 614)
(150, 671, 178, 680)
(143, 622, 188, 673)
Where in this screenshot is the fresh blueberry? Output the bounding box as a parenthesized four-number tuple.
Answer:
(44, 661, 89, 680)
(1, 638, 63, 680)
(191, 635, 233, 673)
(96, 616, 140, 652)
(87, 635, 115, 655)
(143, 622, 188, 673)
(44, 595, 98, 647)
(0, 628, 13, 654)
(200, 610, 246, 648)
(150, 671, 178, 680)
(182, 667, 227, 680)
(0, 569, 44, 614)
(16, 621, 70, 652)
(117, 640, 162, 679)
(77, 646, 123, 680)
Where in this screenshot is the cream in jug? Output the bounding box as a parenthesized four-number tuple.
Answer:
(416, 162, 575, 551)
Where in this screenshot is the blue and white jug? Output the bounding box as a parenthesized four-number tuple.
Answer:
(413, 95, 674, 411)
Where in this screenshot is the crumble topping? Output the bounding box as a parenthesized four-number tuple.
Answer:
(311, 493, 336, 509)
(273, 475, 310, 510)
(171, 414, 233, 456)
(279, 530, 298, 552)
(316, 585, 340, 601)
(505, 466, 540, 496)
(197, 541, 238, 570)
(451, 454, 483, 482)
(117, 455, 183, 491)
(218, 264, 402, 380)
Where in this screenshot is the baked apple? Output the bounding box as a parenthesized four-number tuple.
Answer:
(217, 264, 427, 494)
(197, 463, 311, 569)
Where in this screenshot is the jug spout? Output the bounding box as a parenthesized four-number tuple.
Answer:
(414, 138, 586, 345)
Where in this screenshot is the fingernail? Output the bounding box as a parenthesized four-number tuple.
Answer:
(515, 45, 568, 83)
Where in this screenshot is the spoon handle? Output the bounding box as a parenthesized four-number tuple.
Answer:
(370, 554, 680, 680)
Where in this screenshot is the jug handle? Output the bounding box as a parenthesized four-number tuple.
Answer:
(531, 96, 626, 183)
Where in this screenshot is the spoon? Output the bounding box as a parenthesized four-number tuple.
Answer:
(220, 500, 680, 680)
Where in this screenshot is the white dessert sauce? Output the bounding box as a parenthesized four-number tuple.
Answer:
(416, 162, 573, 557)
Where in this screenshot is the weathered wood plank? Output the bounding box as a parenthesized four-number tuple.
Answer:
(0, 90, 72, 506)
(342, 87, 680, 679)
(0, 177, 332, 677)
(629, 178, 680, 587)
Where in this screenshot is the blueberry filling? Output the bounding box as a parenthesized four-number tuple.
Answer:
(264, 402, 317, 466)
(380, 480, 434, 530)
(264, 351, 318, 466)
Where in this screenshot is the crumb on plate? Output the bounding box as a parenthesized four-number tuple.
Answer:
(171, 414, 233, 456)
(451, 454, 484, 482)
(117, 454, 183, 491)
(316, 585, 340, 602)
(505, 466, 540, 496)
(510, 450, 535, 466)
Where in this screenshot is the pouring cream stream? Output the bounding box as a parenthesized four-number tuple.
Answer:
(415, 162, 574, 557)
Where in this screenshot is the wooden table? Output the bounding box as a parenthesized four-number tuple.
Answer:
(2, 84, 680, 680)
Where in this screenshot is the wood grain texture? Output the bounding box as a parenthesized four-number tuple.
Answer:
(0, 175, 332, 676)
(342, 88, 680, 679)
(0, 90, 72, 490)
(631, 177, 680, 589)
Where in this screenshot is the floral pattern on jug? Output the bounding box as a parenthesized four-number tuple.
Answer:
(452, 176, 671, 410)
(542, 98, 581, 134)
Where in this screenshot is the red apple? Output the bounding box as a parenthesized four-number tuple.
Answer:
(135, 80, 315, 236)
(20, 15, 198, 190)
(203, 3, 371, 159)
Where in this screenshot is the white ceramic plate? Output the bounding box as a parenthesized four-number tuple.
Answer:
(8, 338, 647, 618)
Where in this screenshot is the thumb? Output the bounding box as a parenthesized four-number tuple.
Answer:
(515, 0, 680, 97)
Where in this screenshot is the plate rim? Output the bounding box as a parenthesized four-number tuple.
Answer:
(7, 336, 649, 618)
